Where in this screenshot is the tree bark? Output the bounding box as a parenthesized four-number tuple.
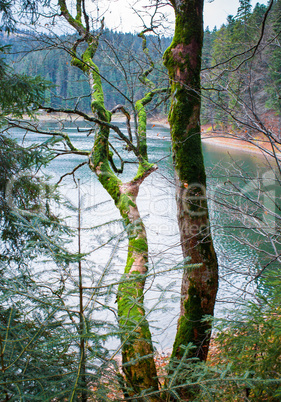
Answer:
(86, 57, 160, 401)
(116, 175, 159, 399)
(163, 0, 219, 385)
(88, 106, 160, 399)
(58, 2, 160, 399)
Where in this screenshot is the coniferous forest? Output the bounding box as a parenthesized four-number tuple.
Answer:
(0, 1, 281, 401)
(1, 1, 280, 119)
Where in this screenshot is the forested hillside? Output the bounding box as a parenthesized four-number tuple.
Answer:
(201, 1, 281, 131)
(1, 1, 280, 122)
(1, 29, 170, 113)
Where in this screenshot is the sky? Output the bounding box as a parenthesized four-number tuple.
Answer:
(204, 0, 268, 29)
(92, 0, 268, 34)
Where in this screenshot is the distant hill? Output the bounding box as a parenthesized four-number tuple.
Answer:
(1, 1, 280, 124)
(1, 29, 171, 114)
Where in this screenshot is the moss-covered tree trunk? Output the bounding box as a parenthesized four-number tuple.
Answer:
(163, 0, 218, 375)
(58, 2, 160, 399)
(116, 174, 159, 399)
(89, 121, 159, 400)
(88, 82, 160, 400)
(88, 86, 160, 399)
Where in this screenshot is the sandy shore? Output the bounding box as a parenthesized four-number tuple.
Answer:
(146, 116, 278, 157)
(202, 133, 281, 159)
(149, 117, 280, 158)
(201, 135, 270, 156)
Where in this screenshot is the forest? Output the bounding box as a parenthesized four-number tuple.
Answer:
(0, 0, 280, 401)
(1, 1, 280, 120)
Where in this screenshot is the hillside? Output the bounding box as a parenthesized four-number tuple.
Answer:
(1, 1, 280, 124)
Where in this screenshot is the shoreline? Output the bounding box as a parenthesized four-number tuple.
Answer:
(149, 117, 280, 158)
(148, 117, 280, 158)
(202, 134, 281, 159)
(201, 135, 271, 156)
(22, 112, 280, 158)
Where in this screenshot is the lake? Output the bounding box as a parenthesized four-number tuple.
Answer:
(9, 120, 281, 351)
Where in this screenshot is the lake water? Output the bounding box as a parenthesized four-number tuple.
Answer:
(9, 120, 281, 351)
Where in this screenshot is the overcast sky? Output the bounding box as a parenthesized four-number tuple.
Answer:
(93, 0, 268, 33)
(204, 0, 268, 29)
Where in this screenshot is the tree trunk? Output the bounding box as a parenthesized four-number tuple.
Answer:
(163, 0, 219, 387)
(86, 68, 160, 400)
(116, 177, 160, 400)
(90, 145, 160, 399)
(58, 2, 160, 398)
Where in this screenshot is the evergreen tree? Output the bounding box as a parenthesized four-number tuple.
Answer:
(0, 1, 51, 117)
(237, 0, 252, 23)
(266, 0, 281, 114)
(0, 48, 49, 117)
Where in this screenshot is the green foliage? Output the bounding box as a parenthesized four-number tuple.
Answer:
(1, 30, 170, 114)
(237, 0, 252, 23)
(0, 134, 72, 264)
(163, 270, 281, 401)
(201, 1, 279, 126)
(0, 0, 15, 32)
(0, 133, 121, 401)
(266, 0, 281, 113)
(0, 46, 50, 118)
(0, 259, 117, 401)
(203, 270, 281, 401)
(0, 305, 76, 400)
(0, 0, 51, 32)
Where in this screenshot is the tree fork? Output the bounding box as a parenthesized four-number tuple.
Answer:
(57, 2, 160, 397)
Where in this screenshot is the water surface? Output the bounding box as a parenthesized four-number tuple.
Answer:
(10, 121, 280, 350)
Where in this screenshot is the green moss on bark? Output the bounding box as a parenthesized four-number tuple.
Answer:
(117, 193, 136, 220)
(171, 285, 205, 360)
(134, 161, 154, 182)
(67, 18, 159, 397)
(131, 238, 148, 254)
(163, 2, 218, 382)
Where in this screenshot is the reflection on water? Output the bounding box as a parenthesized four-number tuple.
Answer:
(204, 142, 281, 319)
(9, 121, 281, 350)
